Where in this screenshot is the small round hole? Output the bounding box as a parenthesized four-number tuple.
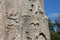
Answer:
(40, 11, 43, 14)
(29, 9, 33, 11)
(31, 4, 34, 8)
(29, 0, 31, 1)
(35, 12, 38, 14)
(0, 1, 1, 3)
(36, 36, 38, 38)
(39, 11, 44, 14)
(26, 31, 29, 33)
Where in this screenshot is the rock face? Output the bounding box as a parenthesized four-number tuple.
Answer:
(0, 0, 50, 40)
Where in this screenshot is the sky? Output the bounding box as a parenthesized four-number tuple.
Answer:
(44, 0, 60, 31)
(44, 0, 60, 20)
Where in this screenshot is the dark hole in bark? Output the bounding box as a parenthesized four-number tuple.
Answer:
(26, 37, 32, 40)
(29, 9, 33, 11)
(35, 12, 38, 14)
(40, 11, 43, 14)
(29, 0, 31, 1)
(31, 4, 34, 8)
(0, 1, 1, 3)
(26, 31, 29, 33)
(36, 36, 38, 38)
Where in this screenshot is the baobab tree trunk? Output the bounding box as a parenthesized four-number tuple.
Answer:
(0, 0, 50, 40)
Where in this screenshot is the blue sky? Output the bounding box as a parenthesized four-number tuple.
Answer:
(44, 0, 60, 20)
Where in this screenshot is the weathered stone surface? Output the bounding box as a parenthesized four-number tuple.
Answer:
(0, 0, 50, 40)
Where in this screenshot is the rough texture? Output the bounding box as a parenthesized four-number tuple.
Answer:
(0, 0, 50, 40)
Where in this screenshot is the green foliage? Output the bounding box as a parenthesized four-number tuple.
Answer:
(55, 20, 60, 29)
(48, 19, 60, 40)
(48, 15, 60, 40)
(57, 29, 60, 35)
(50, 31, 57, 40)
(48, 19, 54, 31)
(50, 31, 60, 40)
(49, 28, 60, 40)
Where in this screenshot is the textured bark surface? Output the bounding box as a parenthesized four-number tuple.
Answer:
(0, 0, 50, 40)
